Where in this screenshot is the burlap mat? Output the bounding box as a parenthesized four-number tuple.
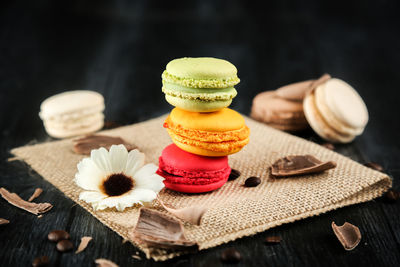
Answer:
(11, 115, 391, 261)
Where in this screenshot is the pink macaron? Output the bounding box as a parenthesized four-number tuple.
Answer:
(156, 144, 231, 193)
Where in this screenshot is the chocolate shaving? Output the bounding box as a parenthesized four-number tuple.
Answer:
(132, 208, 198, 250)
(0, 218, 10, 225)
(28, 188, 43, 202)
(265, 236, 281, 244)
(158, 197, 207, 226)
(95, 258, 119, 267)
(331, 222, 361, 251)
(131, 255, 141, 260)
(0, 187, 52, 215)
(271, 155, 336, 177)
(75, 236, 93, 254)
(73, 134, 137, 155)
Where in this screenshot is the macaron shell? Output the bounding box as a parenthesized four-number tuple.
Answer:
(39, 90, 104, 119)
(159, 144, 229, 173)
(166, 57, 238, 80)
(303, 91, 355, 143)
(322, 78, 368, 129)
(169, 107, 245, 132)
(315, 84, 364, 136)
(172, 138, 244, 157)
(44, 118, 104, 138)
(165, 95, 232, 112)
(163, 175, 229, 193)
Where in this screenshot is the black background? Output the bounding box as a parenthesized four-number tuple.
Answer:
(0, 0, 399, 266)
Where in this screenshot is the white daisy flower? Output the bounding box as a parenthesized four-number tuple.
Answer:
(75, 144, 164, 211)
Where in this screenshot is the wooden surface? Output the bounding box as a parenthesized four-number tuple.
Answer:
(0, 0, 399, 266)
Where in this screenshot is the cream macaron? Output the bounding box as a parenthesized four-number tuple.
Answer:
(303, 78, 368, 143)
(39, 90, 105, 138)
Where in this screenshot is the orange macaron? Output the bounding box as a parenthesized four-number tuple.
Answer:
(164, 107, 250, 157)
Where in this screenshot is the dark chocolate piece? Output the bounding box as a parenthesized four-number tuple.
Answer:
(331, 222, 361, 251)
(220, 248, 242, 263)
(244, 177, 261, 187)
(73, 134, 136, 155)
(271, 155, 336, 177)
(56, 240, 74, 252)
(264, 236, 281, 244)
(48, 230, 70, 242)
(32, 256, 49, 267)
(383, 189, 400, 203)
(132, 208, 198, 250)
(228, 169, 241, 181)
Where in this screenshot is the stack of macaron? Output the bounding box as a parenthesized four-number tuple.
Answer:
(157, 57, 250, 193)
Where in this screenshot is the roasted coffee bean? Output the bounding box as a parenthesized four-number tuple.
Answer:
(265, 236, 281, 244)
(321, 143, 335, 150)
(32, 256, 49, 267)
(364, 162, 384, 172)
(48, 230, 70, 242)
(244, 176, 261, 187)
(56, 240, 73, 252)
(383, 189, 400, 203)
(220, 248, 242, 263)
(228, 169, 241, 181)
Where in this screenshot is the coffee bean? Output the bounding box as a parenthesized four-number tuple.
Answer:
(321, 143, 335, 150)
(220, 248, 242, 263)
(383, 189, 400, 203)
(244, 176, 261, 187)
(32, 256, 49, 267)
(265, 236, 281, 244)
(48, 230, 70, 242)
(364, 162, 384, 172)
(229, 169, 241, 181)
(56, 240, 73, 252)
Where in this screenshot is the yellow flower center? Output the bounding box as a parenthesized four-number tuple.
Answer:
(101, 173, 134, 196)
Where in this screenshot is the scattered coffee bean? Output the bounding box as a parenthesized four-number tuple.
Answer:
(220, 248, 242, 263)
(321, 143, 335, 150)
(48, 230, 70, 242)
(244, 176, 261, 187)
(32, 256, 49, 267)
(265, 236, 281, 244)
(383, 189, 400, 203)
(56, 240, 73, 252)
(229, 169, 241, 181)
(364, 162, 384, 172)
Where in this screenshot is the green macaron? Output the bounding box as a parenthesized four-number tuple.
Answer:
(161, 57, 240, 112)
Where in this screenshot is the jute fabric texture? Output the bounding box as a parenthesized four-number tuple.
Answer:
(11, 115, 391, 261)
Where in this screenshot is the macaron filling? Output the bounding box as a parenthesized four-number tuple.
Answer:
(162, 70, 240, 89)
(157, 157, 231, 185)
(162, 82, 237, 101)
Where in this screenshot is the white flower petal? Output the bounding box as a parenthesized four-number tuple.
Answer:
(75, 158, 105, 191)
(91, 147, 112, 173)
(96, 195, 141, 211)
(125, 149, 145, 177)
(79, 191, 107, 204)
(135, 173, 165, 193)
(128, 188, 157, 203)
(134, 163, 158, 180)
(109, 145, 128, 173)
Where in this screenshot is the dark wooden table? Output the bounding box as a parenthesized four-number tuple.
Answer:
(1, 0, 399, 266)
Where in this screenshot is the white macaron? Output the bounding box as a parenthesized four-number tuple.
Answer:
(39, 90, 105, 138)
(303, 78, 368, 143)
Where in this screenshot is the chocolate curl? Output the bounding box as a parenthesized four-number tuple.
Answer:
(75, 236, 93, 254)
(0, 218, 10, 225)
(95, 258, 119, 267)
(0, 187, 52, 215)
(157, 197, 207, 226)
(271, 155, 336, 177)
(28, 188, 43, 202)
(132, 208, 197, 250)
(331, 221, 361, 251)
